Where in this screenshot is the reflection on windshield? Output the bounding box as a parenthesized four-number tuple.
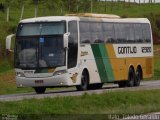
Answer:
(15, 36, 65, 69)
(16, 38, 38, 68)
(19, 49, 37, 68)
(39, 36, 65, 68)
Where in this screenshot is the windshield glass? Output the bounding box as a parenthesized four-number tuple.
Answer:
(39, 36, 65, 68)
(15, 38, 38, 68)
(15, 22, 66, 69)
(17, 22, 65, 36)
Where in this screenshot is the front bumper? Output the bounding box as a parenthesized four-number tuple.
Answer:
(16, 73, 73, 87)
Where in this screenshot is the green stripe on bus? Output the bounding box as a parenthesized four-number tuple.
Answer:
(101, 45, 114, 82)
(91, 44, 114, 82)
(91, 44, 108, 82)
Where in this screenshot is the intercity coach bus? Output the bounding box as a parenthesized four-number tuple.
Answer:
(6, 13, 153, 94)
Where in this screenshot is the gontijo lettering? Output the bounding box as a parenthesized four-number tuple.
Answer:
(118, 46, 137, 54)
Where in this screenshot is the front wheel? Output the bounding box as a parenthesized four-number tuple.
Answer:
(89, 83, 103, 90)
(76, 70, 89, 91)
(34, 87, 46, 94)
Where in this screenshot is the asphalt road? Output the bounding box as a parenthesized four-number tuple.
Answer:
(0, 80, 160, 102)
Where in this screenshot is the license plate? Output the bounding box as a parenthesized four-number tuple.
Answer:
(35, 80, 43, 84)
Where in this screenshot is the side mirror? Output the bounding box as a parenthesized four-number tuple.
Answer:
(63, 33, 70, 49)
(6, 34, 15, 52)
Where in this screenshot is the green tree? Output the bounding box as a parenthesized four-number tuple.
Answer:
(0, 0, 5, 12)
(0, 0, 5, 4)
(3, 0, 27, 8)
(79, 0, 91, 13)
(44, 0, 63, 10)
(63, 0, 77, 13)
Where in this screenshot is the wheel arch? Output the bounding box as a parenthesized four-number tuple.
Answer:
(76, 67, 90, 91)
(128, 65, 135, 74)
(82, 68, 90, 84)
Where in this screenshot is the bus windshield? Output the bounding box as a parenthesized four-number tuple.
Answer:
(17, 22, 65, 36)
(15, 22, 66, 69)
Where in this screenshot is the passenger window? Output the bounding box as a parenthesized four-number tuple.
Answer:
(90, 22, 104, 43)
(80, 22, 91, 43)
(142, 24, 151, 43)
(114, 23, 126, 43)
(124, 24, 135, 43)
(103, 23, 115, 43)
(134, 24, 143, 43)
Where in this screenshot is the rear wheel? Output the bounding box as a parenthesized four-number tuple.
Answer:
(34, 87, 46, 94)
(134, 69, 142, 86)
(127, 68, 135, 87)
(76, 70, 89, 91)
(118, 81, 127, 88)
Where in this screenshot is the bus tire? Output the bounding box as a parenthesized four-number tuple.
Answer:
(127, 68, 135, 87)
(134, 69, 142, 86)
(34, 87, 46, 94)
(76, 70, 89, 91)
(118, 81, 127, 88)
(89, 83, 103, 90)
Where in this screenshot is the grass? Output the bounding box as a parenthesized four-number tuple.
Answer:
(0, 61, 12, 73)
(0, 70, 34, 94)
(97, 3, 160, 17)
(154, 45, 160, 80)
(0, 90, 160, 119)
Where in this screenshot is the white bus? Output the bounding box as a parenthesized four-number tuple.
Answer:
(6, 14, 153, 94)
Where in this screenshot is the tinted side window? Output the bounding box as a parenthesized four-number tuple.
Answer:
(103, 23, 115, 43)
(114, 23, 126, 43)
(68, 21, 78, 68)
(134, 24, 143, 43)
(124, 24, 135, 43)
(142, 24, 151, 43)
(80, 22, 91, 43)
(90, 22, 104, 43)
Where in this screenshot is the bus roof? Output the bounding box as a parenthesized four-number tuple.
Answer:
(20, 16, 79, 23)
(20, 16, 150, 24)
(66, 13, 120, 18)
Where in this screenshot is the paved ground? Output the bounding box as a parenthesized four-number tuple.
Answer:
(0, 80, 160, 102)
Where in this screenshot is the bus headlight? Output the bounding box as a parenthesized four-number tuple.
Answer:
(16, 72, 25, 77)
(53, 70, 67, 76)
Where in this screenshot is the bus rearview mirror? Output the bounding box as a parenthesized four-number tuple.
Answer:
(63, 33, 70, 49)
(6, 34, 15, 52)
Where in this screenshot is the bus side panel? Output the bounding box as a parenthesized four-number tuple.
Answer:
(80, 44, 153, 83)
(91, 44, 114, 82)
(105, 44, 126, 81)
(105, 44, 153, 81)
(111, 44, 153, 81)
(79, 44, 102, 84)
